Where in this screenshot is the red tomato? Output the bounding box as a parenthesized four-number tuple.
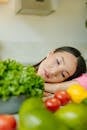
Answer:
(45, 97, 61, 112)
(0, 115, 17, 130)
(54, 90, 70, 106)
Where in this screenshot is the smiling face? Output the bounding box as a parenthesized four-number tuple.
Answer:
(37, 51, 77, 83)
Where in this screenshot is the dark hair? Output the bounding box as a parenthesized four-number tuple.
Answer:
(34, 46, 86, 81)
(54, 46, 86, 81)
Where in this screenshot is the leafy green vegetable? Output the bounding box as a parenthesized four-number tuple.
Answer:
(0, 59, 44, 101)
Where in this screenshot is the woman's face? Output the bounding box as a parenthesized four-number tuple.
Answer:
(37, 51, 77, 83)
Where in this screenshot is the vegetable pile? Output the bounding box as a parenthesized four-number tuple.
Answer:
(44, 90, 70, 112)
(0, 59, 44, 101)
(19, 97, 60, 130)
(19, 97, 87, 130)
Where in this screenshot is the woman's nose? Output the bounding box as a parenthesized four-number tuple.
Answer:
(50, 69, 59, 76)
(50, 66, 62, 76)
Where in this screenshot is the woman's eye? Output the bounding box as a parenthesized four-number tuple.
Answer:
(56, 59, 60, 65)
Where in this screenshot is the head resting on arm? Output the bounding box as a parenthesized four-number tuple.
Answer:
(34, 46, 86, 82)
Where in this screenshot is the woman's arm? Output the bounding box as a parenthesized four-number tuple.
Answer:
(44, 80, 79, 93)
(43, 80, 79, 102)
(43, 73, 87, 102)
(44, 73, 87, 93)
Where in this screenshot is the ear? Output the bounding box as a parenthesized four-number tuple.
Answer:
(47, 51, 54, 58)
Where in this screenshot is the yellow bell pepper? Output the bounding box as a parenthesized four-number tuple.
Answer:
(67, 84, 87, 103)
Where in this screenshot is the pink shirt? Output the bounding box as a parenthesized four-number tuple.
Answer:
(75, 73, 87, 89)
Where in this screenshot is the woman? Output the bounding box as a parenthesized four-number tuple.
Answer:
(34, 46, 86, 96)
(34, 46, 86, 82)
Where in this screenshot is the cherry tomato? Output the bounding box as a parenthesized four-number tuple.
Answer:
(44, 97, 61, 112)
(54, 90, 70, 106)
(0, 115, 17, 130)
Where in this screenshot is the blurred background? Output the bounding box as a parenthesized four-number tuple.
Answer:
(0, 0, 87, 65)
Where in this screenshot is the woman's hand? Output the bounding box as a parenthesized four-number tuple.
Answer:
(42, 92, 54, 102)
(43, 83, 67, 102)
(43, 91, 53, 97)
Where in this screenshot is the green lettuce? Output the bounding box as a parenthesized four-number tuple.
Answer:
(0, 59, 44, 101)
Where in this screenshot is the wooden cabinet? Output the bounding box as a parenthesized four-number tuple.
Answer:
(0, 0, 8, 3)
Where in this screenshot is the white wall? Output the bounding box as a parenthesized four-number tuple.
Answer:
(0, 0, 87, 63)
